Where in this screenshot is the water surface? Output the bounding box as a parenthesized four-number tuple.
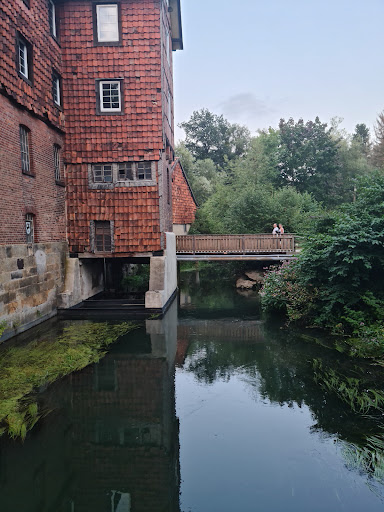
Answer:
(0, 269, 383, 512)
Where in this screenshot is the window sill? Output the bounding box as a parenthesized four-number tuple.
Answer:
(17, 73, 33, 86)
(22, 170, 35, 177)
(55, 180, 65, 187)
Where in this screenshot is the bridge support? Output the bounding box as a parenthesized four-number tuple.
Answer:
(145, 232, 177, 311)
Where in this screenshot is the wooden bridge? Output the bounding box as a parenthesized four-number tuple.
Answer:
(176, 234, 296, 261)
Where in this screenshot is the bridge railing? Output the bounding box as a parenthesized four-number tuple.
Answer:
(176, 234, 295, 254)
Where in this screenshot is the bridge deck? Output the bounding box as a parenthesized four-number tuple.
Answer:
(176, 234, 295, 260)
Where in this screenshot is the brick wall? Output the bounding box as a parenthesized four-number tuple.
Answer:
(172, 160, 197, 225)
(0, 95, 65, 245)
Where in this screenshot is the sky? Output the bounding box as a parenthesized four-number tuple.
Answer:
(173, 0, 384, 142)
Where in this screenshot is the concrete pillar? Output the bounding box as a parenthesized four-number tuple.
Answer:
(145, 232, 177, 310)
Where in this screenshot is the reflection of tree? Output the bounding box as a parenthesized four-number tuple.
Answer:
(182, 321, 384, 487)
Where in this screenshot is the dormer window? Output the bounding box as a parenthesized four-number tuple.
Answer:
(95, 4, 120, 43)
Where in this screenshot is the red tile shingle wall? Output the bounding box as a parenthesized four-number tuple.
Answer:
(172, 160, 197, 225)
(61, 0, 174, 254)
(0, 0, 64, 131)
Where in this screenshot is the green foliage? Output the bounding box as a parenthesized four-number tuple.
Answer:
(260, 260, 318, 324)
(178, 108, 251, 169)
(0, 321, 7, 337)
(262, 173, 384, 357)
(313, 359, 384, 413)
(0, 321, 137, 440)
(277, 117, 342, 205)
(121, 264, 149, 292)
(373, 111, 384, 169)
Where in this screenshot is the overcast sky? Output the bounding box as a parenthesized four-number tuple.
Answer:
(173, 0, 384, 142)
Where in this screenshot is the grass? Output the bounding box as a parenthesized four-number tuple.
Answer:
(0, 321, 137, 440)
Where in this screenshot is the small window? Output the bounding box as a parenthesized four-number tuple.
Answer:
(20, 125, 31, 174)
(165, 27, 170, 65)
(137, 162, 152, 180)
(17, 34, 32, 81)
(54, 144, 61, 181)
(167, 89, 172, 124)
(99, 81, 121, 112)
(25, 213, 34, 244)
(49, 0, 58, 39)
(95, 221, 112, 252)
(96, 4, 119, 42)
(118, 163, 134, 181)
(52, 71, 62, 106)
(93, 164, 113, 183)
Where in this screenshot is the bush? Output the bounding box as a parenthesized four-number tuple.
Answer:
(261, 260, 318, 324)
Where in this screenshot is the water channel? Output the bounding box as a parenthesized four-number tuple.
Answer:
(1, 268, 384, 511)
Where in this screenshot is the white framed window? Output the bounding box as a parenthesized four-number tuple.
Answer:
(18, 39, 29, 79)
(99, 81, 121, 112)
(49, 0, 57, 39)
(167, 89, 172, 125)
(96, 4, 119, 42)
(52, 72, 61, 106)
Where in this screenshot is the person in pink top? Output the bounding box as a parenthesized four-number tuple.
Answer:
(279, 223, 284, 234)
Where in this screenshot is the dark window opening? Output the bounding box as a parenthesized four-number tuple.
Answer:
(54, 144, 61, 181)
(93, 164, 113, 183)
(118, 162, 134, 180)
(20, 125, 32, 174)
(137, 162, 152, 180)
(95, 221, 112, 252)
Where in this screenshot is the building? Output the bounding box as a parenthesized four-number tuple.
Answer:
(171, 158, 197, 234)
(0, 0, 190, 341)
(0, 0, 67, 338)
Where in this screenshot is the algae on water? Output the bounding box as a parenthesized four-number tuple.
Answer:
(0, 321, 137, 440)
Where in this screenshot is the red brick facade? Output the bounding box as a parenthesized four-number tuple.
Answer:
(0, 0, 65, 245)
(172, 159, 197, 226)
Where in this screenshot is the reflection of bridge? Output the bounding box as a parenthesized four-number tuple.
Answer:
(178, 319, 265, 343)
(176, 234, 296, 261)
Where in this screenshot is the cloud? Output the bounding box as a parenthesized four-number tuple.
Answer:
(216, 93, 275, 124)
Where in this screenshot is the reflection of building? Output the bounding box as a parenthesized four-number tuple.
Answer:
(0, 303, 179, 511)
(70, 301, 179, 512)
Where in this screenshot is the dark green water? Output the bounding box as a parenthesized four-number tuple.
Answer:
(1, 270, 384, 511)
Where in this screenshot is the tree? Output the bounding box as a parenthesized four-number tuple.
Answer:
(373, 111, 384, 169)
(175, 142, 220, 205)
(277, 117, 341, 205)
(352, 123, 371, 155)
(178, 108, 251, 168)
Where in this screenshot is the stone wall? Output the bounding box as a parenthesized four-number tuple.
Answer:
(0, 242, 67, 341)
